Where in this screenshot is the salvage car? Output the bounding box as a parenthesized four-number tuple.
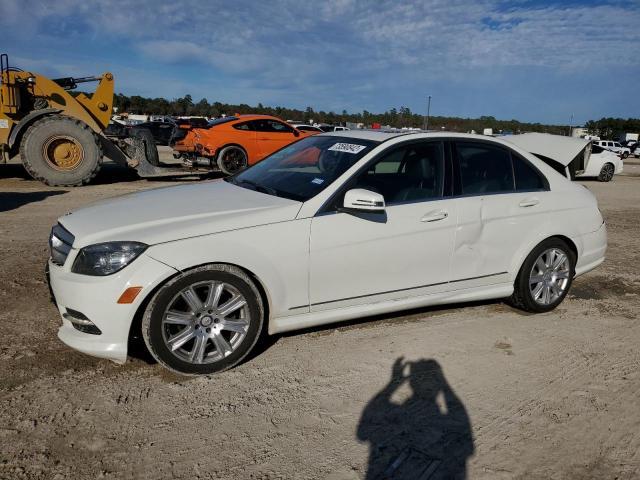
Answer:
(577, 143, 623, 181)
(172, 114, 317, 175)
(48, 131, 607, 375)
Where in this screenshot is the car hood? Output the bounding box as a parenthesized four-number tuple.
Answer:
(59, 180, 302, 248)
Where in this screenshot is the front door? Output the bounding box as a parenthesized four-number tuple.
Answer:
(309, 140, 457, 311)
(254, 119, 299, 159)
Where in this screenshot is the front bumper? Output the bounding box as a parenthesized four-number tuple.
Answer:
(48, 252, 177, 363)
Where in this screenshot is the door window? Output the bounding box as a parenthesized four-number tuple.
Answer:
(455, 143, 514, 195)
(253, 119, 295, 133)
(233, 121, 253, 131)
(512, 153, 547, 191)
(352, 142, 445, 204)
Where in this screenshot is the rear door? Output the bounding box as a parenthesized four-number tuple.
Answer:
(450, 140, 551, 287)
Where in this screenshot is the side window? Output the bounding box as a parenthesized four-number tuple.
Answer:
(256, 120, 294, 133)
(456, 142, 514, 195)
(233, 121, 252, 131)
(354, 142, 445, 204)
(512, 153, 546, 191)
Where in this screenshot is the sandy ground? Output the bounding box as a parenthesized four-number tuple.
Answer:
(1, 160, 639, 480)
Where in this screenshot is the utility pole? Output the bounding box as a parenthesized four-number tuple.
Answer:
(568, 113, 574, 136)
(425, 95, 432, 131)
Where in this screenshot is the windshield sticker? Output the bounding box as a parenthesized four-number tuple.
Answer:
(328, 143, 367, 154)
(311, 178, 325, 185)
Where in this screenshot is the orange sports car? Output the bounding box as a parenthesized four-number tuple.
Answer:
(172, 114, 318, 175)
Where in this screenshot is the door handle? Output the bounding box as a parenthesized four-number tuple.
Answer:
(421, 210, 449, 222)
(519, 198, 540, 208)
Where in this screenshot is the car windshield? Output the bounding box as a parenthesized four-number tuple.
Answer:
(227, 135, 378, 202)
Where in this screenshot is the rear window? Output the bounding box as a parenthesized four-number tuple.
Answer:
(512, 154, 546, 191)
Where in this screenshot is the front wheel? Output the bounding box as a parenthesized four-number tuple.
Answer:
(598, 162, 615, 182)
(509, 238, 575, 313)
(142, 264, 264, 375)
(20, 115, 102, 186)
(622, 152, 628, 159)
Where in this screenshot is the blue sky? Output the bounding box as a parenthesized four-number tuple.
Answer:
(1, 0, 639, 125)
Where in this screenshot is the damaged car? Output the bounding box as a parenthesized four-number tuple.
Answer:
(48, 131, 607, 375)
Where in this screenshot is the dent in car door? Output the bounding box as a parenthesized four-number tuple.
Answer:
(450, 142, 552, 287)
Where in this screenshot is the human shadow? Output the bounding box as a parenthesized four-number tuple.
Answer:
(357, 358, 474, 479)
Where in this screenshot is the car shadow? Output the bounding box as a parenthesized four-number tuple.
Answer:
(357, 358, 474, 479)
(0, 190, 67, 212)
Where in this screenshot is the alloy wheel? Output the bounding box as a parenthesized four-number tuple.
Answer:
(161, 281, 250, 364)
(529, 248, 571, 305)
(600, 163, 614, 181)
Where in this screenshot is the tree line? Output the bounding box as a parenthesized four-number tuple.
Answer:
(111, 93, 638, 137)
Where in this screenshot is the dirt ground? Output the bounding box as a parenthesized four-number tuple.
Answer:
(1, 160, 639, 480)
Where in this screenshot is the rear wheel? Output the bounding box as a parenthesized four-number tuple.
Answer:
(142, 264, 264, 375)
(217, 145, 248, 175)
(509, 238, 575, 313)
(20, 115, 102, 186)
(598, 162, 615, 182)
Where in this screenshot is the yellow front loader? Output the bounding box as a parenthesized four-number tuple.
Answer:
(0, 53, 197, 186)
(0, 53, 121, 186)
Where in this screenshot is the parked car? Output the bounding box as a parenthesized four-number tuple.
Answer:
(506, 133, 622, 181)
(593, 140, 630, 158)
(289, 123, 324, 133)
(48, 131, 606, 375)
(577, 144, 623, 181)
(104, 120, 176, 146)
(172, 114, 315, 175)
(316, 124, 350, 132)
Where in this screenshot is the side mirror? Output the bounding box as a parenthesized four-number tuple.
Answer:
(340, 188, 385, 214)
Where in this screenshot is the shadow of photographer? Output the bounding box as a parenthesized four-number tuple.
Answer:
(357, 358, 474, 479)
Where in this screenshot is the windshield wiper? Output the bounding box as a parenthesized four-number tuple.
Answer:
(235, 179, 279, 197)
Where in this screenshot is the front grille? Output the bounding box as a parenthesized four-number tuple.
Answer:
(49, 223, 75, 266)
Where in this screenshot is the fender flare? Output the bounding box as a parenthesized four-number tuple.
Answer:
(8, 108, 62, 148)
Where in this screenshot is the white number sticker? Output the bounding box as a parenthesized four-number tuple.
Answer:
(328, 143, 367, 154)
(0, 119, 8, 129)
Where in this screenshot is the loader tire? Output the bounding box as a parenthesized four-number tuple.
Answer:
(20, 115, 102, 187)
(129, 128, 160, 166)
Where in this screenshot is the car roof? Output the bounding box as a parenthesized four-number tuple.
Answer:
(233, 114, 284, 121)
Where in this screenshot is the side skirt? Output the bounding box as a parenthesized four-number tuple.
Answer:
(269, 283, 513, 334)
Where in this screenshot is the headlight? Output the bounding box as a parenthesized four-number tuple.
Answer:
(72, 242, 147, 276)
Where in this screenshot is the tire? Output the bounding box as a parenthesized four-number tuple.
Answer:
(622, 152, 628, 159)
(129, 128, 160, 166)
(509, 238, 576, 313)
(597, 162, 615, 182)
(20, 115, 102, 186)
(142, 264, 264, 375)
(217, 145, 248, 175)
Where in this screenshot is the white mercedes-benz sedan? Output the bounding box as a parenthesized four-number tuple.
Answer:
(48, 131, 607, 375)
